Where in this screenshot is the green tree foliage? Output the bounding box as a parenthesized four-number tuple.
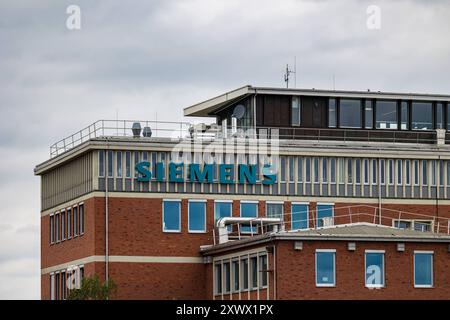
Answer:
(67, 275, 117, 300)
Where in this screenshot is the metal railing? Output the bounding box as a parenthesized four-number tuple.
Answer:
(212, 204, 450, 245)
(49, 120, 444, 158)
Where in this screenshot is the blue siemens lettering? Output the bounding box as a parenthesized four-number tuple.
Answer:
(135, 162, 276, 185)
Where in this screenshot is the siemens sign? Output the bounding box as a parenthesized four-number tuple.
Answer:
(135, 162, 277, 185)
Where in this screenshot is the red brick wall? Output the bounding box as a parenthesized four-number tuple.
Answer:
(275, 240, 450, 300)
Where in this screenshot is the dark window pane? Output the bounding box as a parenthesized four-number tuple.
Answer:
(436, 102, 444, 129)
(292, 97, 301, 126)
(339, 99, 361, 128)
(412, 102, 432, 130)
(376, 100, 397, 129)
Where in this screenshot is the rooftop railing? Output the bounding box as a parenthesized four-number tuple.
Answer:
(212, 204, 450, 245)
(49, 120, 446, 158)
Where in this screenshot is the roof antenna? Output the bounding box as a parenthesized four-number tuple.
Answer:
(284, 63, 295, 88)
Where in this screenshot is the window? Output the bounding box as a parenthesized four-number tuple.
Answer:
(151, 152, 157, 179)
(215, 264, 222, 294)
(215, 201, 232, 231)
(439, 161, 444, 187)
(340, 99, 362, 128)
(250, 257, 258, 289)
(305, 157, 311, 183)
(163, 200, 181, 232)
(364, 100, 373, 129)
(414, 221, 432, 232)
(73, 206, 78, 237)
(61, 211, 66, 240)
(259, 255, 268, 287)
(316, 250, 336, 287)
(365, 251, 385, 288)
(116, 151, 122, 178)
(328, 98, 337, 128)
(125, 151, 131, 178)
(355, 159, 361, 184)
(133, 151, 139, 178)
(232, 261, 239, 292)
(400, 101, 409, 130)
(50, 215, 54, 244)
(376, 100, 397, 129)
(188, 201, 206, 233)
(55, 273, 60, 300)
(292, 203, 308, 230)
(431, 161, 436, 186)
(322, 158, 328, 183)
(223, 262, 231, 293)
(388, 160, 394, 185)
(372, 159, 377, 184)
(397, 160, 402, 185)
(414, 252, 433, 288)
(266, 202, 283, 220)
(436, 103, 445, 129)
(280, 156, 286, 182)
(380, 159, 385, 185)
(422, 160, 428, 185)
(67, 208, 72, 239)
(107, 150, 113, 177)
(317, 204, 333, 227)
(330, 158, 336, 183)
(412, 102, 432, 130)
(289, 157, 294, 182)
(99, 150, 105, 177)
(394, 219, 432, 232)
(240, 201, 258, 233)
(241, 258, 249, 290)
(313, 157, 319, 183)
(414, 160, 419, 185)
(55, 213, 60, 242)
(79, 204, 84, 235)
(50, 273, 55, 300)
(61, 272, 66, 300)
(292, 96, 301, 126)
(394, 220, 412, 229)
(347, 159, 353, 184)
(297, 157, 303, 182)
(364, 159, 369, 184)
(338, 158, 344, 183)
(405, 160, 411, 185)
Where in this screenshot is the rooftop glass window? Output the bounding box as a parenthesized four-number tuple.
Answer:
(339, 99, 362, 128)
(328, 98, 337, 128)
(411, 102, 433, 130)
(291, 97, 301, 126)
(400, 101, 409, 130)
(376, 100, 397, 129)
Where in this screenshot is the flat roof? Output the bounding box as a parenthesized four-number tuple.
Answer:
(200, 223, 450, 255)
(184, 85, 450, 117)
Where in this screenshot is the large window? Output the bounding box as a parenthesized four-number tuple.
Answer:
(250, 257, 258, 289)
(188, 200, 206, 233)
(328, 98, 337, 128)
(232, 261, 239, 292)
(436, 102, 445, 129)
(79, 204, 84, 235)
(125, 151, 131, 178)
(411, 102, 433, 130)
(291, 203, 308, 230)
(266, 202, 283, 220)
(241, 258, 249, 290)
(73, 206, 78, 237)
(292, 97, 301, 126)
(215, 264, 222, 294)
(240, 201, 258, 233)
(215, 201, 232, 230)
(259, 255, 268, 287)
(365, 251, 385, 288)
(316, 250, 336, 287)
(376, 100, 397, 129)
(55, 213, 60, 242)
(99, 150, 105, 177)
(116, 151, 122, 178)
(339, 99, 362, 128)
(223, 262, 231, 293)
(414, 252, 433, 288)
(317, 204, 333, 227)
(67, 208, 72, 239)
(163, 200, 181, 232)
(61, 211, 66, 240)
(107, 150, 113, 177)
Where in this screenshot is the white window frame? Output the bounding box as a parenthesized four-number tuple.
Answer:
(265, 201, 284, 221)
(364, 250, 385, 288)
(413, 251, 434, 288)
(315, 249, 336, 287)
(291, 202, 309, 230)
(240, 201, 259, 234)
(162, 199, 181, 233)
(188, 199, 207, 233)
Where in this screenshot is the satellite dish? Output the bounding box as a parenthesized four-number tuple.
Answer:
(232, 104, 246, 119)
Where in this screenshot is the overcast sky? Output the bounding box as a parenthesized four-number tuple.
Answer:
(0, 0, 449, 299)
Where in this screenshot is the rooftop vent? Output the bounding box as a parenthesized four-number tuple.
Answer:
(142, 126, 152, 138)
(132, 122, 142, 137)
